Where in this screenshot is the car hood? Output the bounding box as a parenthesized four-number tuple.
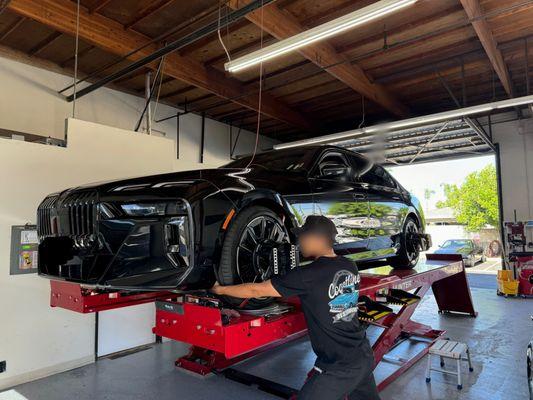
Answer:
(60, 166, 309, 202)
(72, 168, 242, 192)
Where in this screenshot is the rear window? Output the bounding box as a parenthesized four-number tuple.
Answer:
(361, 165, 397, 188)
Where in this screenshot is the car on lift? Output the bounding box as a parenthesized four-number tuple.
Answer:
(37, 145, 430, 308)
(434, 239, 486, 267)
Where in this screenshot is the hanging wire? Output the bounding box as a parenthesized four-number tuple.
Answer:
(59, 1, 229, 95)
(217, 0, 232, 62)
(245, 0, 264, 169)
(358, 96, 366, 129)
(72, 0, 81, 118)
(134, 56, 165, 132)
(152, 52, 167, 122)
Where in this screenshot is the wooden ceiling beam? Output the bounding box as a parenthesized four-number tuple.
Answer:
(124, 0, 175, 30)
(227, 0, 409, 118)
(459, 0, 514, 97)
(8, 0, 313, 130)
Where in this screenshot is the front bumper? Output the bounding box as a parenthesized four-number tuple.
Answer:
(38, 195, 195, 289)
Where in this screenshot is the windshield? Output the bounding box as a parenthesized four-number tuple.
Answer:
(441, 240, 472, 248)
(223, 149, 314, 171)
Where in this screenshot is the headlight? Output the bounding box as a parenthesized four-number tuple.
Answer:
(120, 201, 188, 217)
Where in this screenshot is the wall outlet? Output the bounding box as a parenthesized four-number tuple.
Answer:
(0, 361, 6, 373)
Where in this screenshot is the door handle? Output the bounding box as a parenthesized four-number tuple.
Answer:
(352, 193, 365, 199)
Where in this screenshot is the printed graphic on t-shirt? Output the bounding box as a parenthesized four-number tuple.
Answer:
(327, 270, 360, 323)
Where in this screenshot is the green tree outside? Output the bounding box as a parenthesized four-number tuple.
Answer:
(436, 164, 499, 232)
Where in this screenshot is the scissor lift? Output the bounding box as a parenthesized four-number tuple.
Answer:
(152, 253, 476, 396)
(48, 254, 476, 398)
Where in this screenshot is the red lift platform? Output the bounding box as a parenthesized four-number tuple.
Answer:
(151, 253, 476, 396)
(49, 280, 171, 314)
(48, 254, 476, 398)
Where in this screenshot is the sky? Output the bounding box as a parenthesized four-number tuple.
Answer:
(388, 155, 495, 212)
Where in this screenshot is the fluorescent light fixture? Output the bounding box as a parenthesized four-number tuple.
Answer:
(274, 94, 533, 150)
(225, 0, 418, 73)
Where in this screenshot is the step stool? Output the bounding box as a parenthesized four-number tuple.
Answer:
(425, 339, 473, 390)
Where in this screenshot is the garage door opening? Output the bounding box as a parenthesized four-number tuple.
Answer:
(389, 154, 502, 275)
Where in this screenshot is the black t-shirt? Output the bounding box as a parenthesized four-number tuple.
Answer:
(271, 256, 369, 370)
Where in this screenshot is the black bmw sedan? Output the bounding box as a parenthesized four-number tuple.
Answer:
(37, 145, 429, 307)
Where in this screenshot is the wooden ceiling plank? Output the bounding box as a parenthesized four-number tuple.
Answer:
(160, 84, 196, 100)
(124, 0, 175, 30)
(0, 15, 24, 41)
(28, 30, 62, 56)
(89, 0, 113, 14)
(228, 0, 409, 118)
(60, 44, 95, 67)
(372, 43, 484, 84)
(0, 0, 12, 15)
(112, 68, 148, 85)
(460, 0, 513, 96)
(8, 0, 313, 130)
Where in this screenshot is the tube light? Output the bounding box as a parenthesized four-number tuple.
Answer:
(274, 94, 533, 150)
(225, 0, 418, 73)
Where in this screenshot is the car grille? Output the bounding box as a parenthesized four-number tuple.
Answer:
(37, 190, 98, 244)
(37, 195, 59, 238)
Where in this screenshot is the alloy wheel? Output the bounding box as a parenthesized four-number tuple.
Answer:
(236, 215, 289, 284)
(404, 220, 420, 263)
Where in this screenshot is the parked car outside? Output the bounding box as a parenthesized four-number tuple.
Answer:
(434, 239, 486, 267)
(36, 145, 430, 308)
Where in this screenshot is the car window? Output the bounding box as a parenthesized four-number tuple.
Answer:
(442, 240, 472, 248)
(315, 152, 352, 180)
(346, 152, 371, 177)
(360, 165, 397, 189)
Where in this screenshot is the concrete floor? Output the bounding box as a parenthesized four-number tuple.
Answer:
(466, 258, 501, 274)
(3, 274, 531, 400)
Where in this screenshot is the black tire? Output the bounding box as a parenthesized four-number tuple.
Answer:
(217, 206, 289, 309)
(388, 216, 420, 270)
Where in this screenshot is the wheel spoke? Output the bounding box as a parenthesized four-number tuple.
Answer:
(239, 244, 253, 254)
(268, 224, 279, 240)
(276, 227, 286, 242)
(246, 226, 258, 244)
(259, 217, 267, 239)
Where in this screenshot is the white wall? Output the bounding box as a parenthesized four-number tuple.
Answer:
(0, 55, 278, 166)
(492, 117, 533, 222)
(0, 120, 176, 389)
(0, 54, 278, 389)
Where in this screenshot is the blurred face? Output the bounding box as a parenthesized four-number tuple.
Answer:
(298, 233, 332, 258)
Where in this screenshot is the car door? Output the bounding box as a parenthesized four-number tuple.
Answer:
(309, 150, 370, 256)
(360, 164, 408, 257)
